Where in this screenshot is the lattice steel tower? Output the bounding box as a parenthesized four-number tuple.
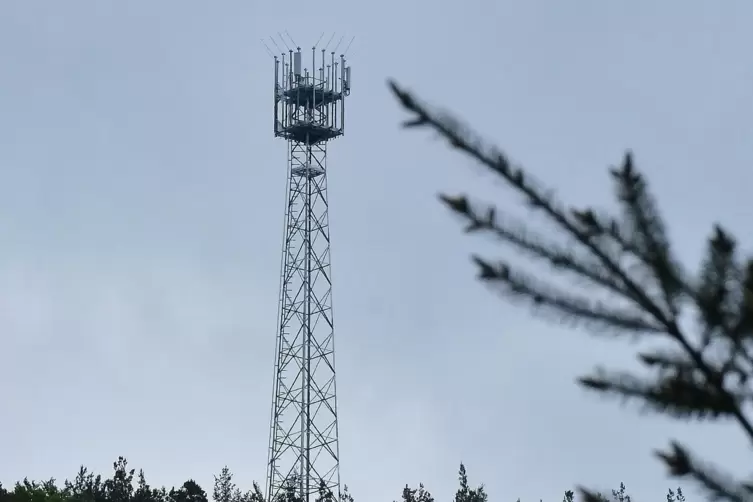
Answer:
(266, 44, 352, 502)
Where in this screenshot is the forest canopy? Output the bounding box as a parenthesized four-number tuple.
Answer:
(0, 457, 680, 502)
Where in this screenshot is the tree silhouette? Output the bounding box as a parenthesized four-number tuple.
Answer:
(170, 481, 207, 502)
(132, 470, 162, 502)
(105, 458, 134, 502)
(2, 479, 68, 502)
(279, 477, 302, 502)
(399, 484, 434, 502)
(390, 79, 753, 502)
(667, 487, 686, 502)
(0, 456, 688, 502)
(65, 467, 106, 502)
(210, 467, 261, 502)
(0, 460, 251, 502)
(454, 464, 486, 502)
(338, 485, 354, 502)
(212, 468, 235, 502)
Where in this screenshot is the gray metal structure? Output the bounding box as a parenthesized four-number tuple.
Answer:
(266, 44, 352, 502)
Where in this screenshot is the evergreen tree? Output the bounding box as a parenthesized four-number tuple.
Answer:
(170, 481, 207, 502)
(454, 464, 487, 502)
(390, 80, 750, 502)
(1, 461, 249, 502)
(237, 483, 264, 502)
(210, 468, 259, 502)
(667, 487, 686, 502)
(399, 483, 434, 502)
(280, 477, 302, 502)
(314, 481, 334, 502)
(1, 457, 694, 502)
(5, 479, 68, 502)
(338, 486, 354, 502)
(65, 467, 106, 502)
(131, 470, 169, 502)
(132, 470, 154, 502)
(104, 458, 134, 502)
(611, 483, 631, 502)
(212, 468, 235, 502)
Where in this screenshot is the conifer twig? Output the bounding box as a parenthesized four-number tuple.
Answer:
(389, 79, 753, 502)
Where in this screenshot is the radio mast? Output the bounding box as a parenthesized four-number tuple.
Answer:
(266, 42, 352, 502)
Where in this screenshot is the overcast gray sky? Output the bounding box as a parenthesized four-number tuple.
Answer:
(2, 2, 753, 502)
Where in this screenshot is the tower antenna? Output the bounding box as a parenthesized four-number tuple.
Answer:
(323, 32, 336, 53)
(332, 35, 345, 55)
(342, 36, 355, 57)
(267, 38, 353, 502)
(260, 39, 275, 58)
(285, 30, 298, 48)
(269, 36, 284, 55)
(277, 32, 291, 52)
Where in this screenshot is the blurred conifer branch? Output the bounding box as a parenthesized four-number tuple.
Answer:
(389, 80, 753, 502)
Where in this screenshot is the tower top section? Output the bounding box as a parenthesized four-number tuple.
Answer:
(274, 45, 352, 145)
